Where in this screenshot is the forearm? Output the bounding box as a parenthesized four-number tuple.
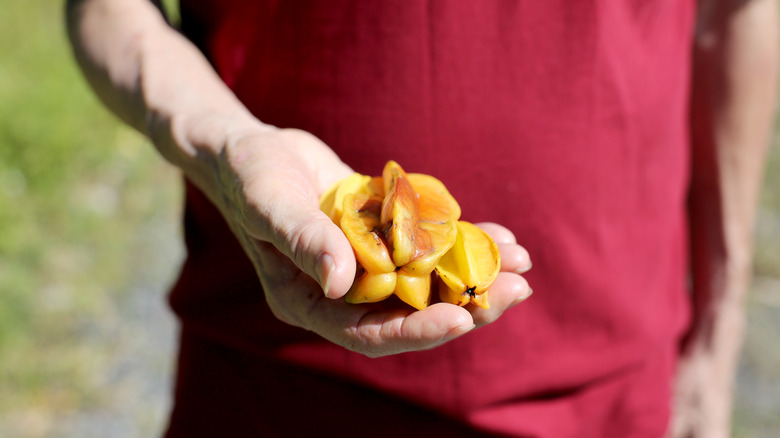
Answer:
(689, 0, 777, 356)
(682, 0, 778, 433)
(65, 0, 260, 188)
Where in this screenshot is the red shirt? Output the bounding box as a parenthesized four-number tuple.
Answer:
(167, 1, 695, 437)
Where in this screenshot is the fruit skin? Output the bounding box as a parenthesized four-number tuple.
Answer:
(395, 271, 432, 310)
(347, 271, 397, 304)
(338, 194, 395, 275)
(321, 161, 499, 311)
(380, 163, 421, 267)
(319, 173, 375, 224)
(435, 221, 501, 309)
(338, 193, 399, 305)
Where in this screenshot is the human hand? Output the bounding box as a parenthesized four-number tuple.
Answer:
(256, 214, 532, 358)
(171, 118, 532, 357)
(667, 342, 734, 438)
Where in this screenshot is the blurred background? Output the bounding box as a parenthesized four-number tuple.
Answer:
(1, 1, 779, 437)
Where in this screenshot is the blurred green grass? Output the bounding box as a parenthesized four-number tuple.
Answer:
(0, 1, 778, 438)
(1, 1, 182, 436)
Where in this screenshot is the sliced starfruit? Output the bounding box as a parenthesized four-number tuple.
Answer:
(435, 221, 501, 309)
(321, 161, 499, 311)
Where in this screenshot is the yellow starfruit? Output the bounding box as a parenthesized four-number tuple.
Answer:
(320, 161, 500, 311)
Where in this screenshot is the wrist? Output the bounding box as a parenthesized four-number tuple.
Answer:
(132, 18, 268, 185)
(149, 108, 275, 198)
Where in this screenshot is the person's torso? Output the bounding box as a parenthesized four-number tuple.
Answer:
(171, 2, 695, 436)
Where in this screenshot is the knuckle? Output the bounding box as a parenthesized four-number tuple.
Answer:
(283, 216, 329, 272)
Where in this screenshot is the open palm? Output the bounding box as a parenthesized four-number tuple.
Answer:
(209, 127, 532, 357)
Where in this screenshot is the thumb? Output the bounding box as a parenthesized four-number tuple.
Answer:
(258, 188, 357, 299)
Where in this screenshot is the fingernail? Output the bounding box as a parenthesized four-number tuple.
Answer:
(317, 253, 335, 298)
(443, 324, 476, 343)
(516, 260, 532, 274)
(512, 288, 533, 306)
